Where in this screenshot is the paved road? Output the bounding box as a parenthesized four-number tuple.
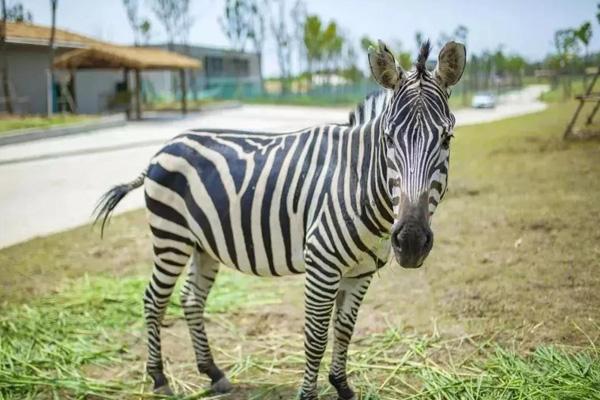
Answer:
(0, 85, 548, 248)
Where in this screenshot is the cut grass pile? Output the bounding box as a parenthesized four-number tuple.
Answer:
(1, 273, 598, 399)
(0, 273, 290, 399)
(0, 114, 95, 134)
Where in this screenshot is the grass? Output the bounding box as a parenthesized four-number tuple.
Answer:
(1, 101, 600, 398)
(145, 99, 234, 112)
(539, 76, 589, 103)
(0, 114, 96, 135)
(1, 277, 598, 399)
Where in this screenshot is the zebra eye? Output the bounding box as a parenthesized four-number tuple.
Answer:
(441, 132, 453, 150)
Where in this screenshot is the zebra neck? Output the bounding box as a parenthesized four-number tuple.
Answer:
(354, 117, 394, 234)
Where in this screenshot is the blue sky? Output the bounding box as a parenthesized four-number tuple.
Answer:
(27, 0, 600, 76)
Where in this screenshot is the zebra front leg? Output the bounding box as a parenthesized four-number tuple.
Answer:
(300, 262, 341, 400)
(180, 250, 232, 393)
(329, 275, 373, 400)
(143, 240, 193, 395)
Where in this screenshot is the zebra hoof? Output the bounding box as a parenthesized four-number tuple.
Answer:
(153, 384, 174, 396)
(211, 376, 233, 393)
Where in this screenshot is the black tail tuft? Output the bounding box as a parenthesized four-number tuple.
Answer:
(93, 169, 147, 237)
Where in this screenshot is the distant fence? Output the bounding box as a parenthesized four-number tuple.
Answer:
(142, 74, 525, 108)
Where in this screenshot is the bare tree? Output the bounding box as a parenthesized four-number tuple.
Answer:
(122, 0, 140, 46)
(1, 0, 12, 113)
(270, 0, 291, 92)
(47, 0, 57, 117)
(151, 0, 190, 50)
(220, 0, 250, 51)
(6, 1, 32, 22)
(290, 0, 306, 75)
(139, 19, 152, 44)
(247, 0, 266, 90)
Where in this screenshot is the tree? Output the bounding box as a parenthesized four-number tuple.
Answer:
(270, 0, 291, 92)
(220, 0, 250, 51)
(303, 14, 322, 78)
(290, 0, 306, 76)
(554, 28, 579, 97)
(360, 36, 375, 53)
(139, 19, 152, 45)
(415, 30, 424, 49)
(151, 0, 190, 50)
(453, 25, 468, 44)
(573, 22, 592, 76)
(246, 0, 266, 90)
(6, 1, 32, 22)
(453, 25, 469, 105)
(47, 0, 57, 116)
(0, 0, 12, 113)
(122, 0, 141, 46)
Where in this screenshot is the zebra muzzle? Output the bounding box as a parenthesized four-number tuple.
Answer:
(390, 218, 433, 268)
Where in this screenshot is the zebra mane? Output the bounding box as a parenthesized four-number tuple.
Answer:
(416, 40, 431, 76)
(348, 90, 391, 127)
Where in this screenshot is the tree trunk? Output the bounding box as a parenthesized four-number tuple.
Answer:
(47, 0, 57, 117)
(0, 0, 12, 114)
(257, 51, 264, 95)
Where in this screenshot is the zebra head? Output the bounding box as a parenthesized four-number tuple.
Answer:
(368, 40, 466, 268)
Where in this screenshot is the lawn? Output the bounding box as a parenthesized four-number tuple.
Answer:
(0, 114, 97, 135)
(1, 102, 599, 399)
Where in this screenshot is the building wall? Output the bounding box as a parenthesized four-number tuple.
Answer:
(4, 43, 123, 115)
(4, 44, 53, 114)
(74, 69, 123, 114)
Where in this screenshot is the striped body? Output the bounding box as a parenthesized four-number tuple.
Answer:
(146, 124, 394, 279)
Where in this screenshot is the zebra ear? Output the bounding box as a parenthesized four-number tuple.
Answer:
(434, 41, 466, 88)
(368, 40, 404, 89)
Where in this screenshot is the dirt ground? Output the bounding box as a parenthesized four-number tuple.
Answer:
(1, 101, 599, 399)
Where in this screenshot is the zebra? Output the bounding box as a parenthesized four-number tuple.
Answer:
(94, 40, 466, 400)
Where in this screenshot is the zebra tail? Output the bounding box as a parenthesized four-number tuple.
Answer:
(93, 167, 148, 237)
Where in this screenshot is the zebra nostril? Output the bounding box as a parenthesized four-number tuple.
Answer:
(422, 229, 433, 252)
(391, 223, 404, 248)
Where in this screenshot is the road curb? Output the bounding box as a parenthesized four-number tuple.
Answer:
(0, 114, 127, 147)
(0, 102, 243, 148)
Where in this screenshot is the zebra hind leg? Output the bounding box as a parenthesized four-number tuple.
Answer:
(329, 275, 372, 400)
(143, 232, 194, 395)
(181, 249, 232, 393)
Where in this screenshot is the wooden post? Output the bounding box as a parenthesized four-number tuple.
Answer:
(123, 68, 130, 119)
(69, 68, 77, 113)
(135, 68, 142, 120)
(180, 68, 187, 115)
(564, 67, 600, 138)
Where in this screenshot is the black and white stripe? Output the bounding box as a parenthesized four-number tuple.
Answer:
(95, 41, 462, 400)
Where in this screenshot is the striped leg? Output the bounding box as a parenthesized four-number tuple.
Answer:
(329, 275, 372, 400)
(180, 250, 232, 393)
(143, 235, 193, 395)
(300, 262, 341, 400)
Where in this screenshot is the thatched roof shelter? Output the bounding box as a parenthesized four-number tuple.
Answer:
(53, 45, 200, 119)
(6, 21, 102, 47)
(53, 45, 201, 70)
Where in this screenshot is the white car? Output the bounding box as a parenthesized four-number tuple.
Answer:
(471, 92, 496, 109)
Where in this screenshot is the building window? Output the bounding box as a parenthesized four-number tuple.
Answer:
(206, 56, 224, 76)
(232, 58, 249, 76)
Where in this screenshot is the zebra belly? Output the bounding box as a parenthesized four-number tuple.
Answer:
(185, 193, 309, 276)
